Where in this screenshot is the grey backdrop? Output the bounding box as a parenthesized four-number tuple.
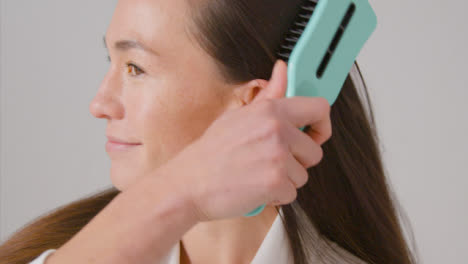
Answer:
(1, 0, 467, 263)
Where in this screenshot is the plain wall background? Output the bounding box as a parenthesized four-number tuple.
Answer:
(1, 0, 467, 263)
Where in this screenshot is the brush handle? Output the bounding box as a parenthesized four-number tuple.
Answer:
(244, 204, 266, 217)
(244, 125, 307, 217)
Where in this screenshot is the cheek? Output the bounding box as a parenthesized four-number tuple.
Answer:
(140, 82, 227, 164)
(110, 79, 229, 191)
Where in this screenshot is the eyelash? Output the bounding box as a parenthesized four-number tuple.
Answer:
(126, 63, 145, 76)
(106, 55, 145, 77)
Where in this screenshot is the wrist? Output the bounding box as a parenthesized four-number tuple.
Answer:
(108, 172, 199, 262)
(132, 168, 199, 227)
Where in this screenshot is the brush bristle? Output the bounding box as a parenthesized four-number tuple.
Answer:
(277, 0, 319, 62)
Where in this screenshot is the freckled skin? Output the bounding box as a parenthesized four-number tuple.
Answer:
(90, 0, 238, 191)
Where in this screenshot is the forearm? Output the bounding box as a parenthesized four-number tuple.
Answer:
(46, 174, 198, 264)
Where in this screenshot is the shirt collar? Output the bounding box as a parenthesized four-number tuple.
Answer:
(161, 207, 293, 264)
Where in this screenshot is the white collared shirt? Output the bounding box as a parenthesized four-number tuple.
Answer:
(29, 207, 294, 264)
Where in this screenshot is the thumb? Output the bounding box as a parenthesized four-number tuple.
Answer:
(252, 60, 288, 103)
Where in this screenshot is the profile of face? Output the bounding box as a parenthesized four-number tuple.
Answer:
(89, 0, 253, 191)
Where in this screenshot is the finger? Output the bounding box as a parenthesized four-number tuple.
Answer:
(283, 121, 324, 169)
(285, 150, 309, 189)
(267, 151, 306, 207)
(252, 60, 288, 103)
(303, 111, 332, 146)
(276, 96, 332, 145)
(269, 169, 298, 206)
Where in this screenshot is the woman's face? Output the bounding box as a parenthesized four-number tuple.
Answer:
(89, 0, 241, 191)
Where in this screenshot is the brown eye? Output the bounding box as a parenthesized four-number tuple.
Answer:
(126, 63, 144, 76)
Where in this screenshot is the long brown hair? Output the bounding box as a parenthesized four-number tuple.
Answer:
(0, 0, 418, 263)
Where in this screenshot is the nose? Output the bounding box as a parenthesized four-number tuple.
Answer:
(89, 70, 124, 120)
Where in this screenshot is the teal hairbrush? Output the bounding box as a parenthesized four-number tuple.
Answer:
(244, 0, 377, 217)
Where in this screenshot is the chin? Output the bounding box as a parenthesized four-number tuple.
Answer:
(110, 166, 138, 192)
(110, 177, 125, 192)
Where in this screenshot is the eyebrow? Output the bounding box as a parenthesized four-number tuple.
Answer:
(103, 35, 159, 56)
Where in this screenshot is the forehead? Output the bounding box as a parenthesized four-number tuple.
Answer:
(106, 0, 193, 54)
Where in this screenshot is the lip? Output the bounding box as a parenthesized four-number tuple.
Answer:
(106, 135, 141, 145)
(105, 135, 142, 152)
(106, 140, 142, 152)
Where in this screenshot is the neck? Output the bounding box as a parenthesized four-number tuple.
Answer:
(180, 205, 280, 264)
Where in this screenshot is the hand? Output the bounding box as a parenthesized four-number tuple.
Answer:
(160, 60, 332, 222)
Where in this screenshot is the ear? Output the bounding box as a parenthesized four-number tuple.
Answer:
(233, 79, 268, 106)
(252, 60, 288, 103)
(233, 60, 288, 106)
